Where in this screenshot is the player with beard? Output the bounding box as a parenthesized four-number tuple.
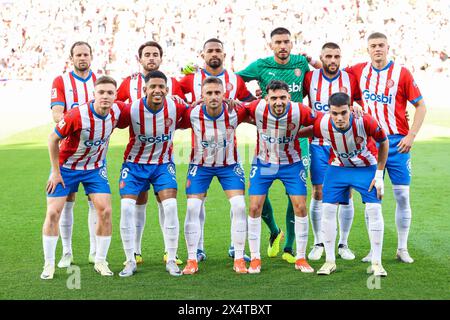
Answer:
(302, 42, 361, 262)
(179, 38, 254, 262)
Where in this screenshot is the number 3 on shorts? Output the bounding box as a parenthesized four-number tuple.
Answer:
(250, 166, 257, 178)
(121, 168, 130, 180)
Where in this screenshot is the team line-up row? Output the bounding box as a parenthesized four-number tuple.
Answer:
(40, 27, 426, 280)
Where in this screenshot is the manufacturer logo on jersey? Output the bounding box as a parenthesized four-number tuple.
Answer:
(355, 136, 364, 144)
(165, 118, 173, 127)
(51, 88, 57, 99)
(261, 134, 294, 144)
(363, 90, 393, 104)
(287, 122, 296, 131)
(386, 79, 395, 88)
(84, 138, 108, 147)
(339, 86, 348, 94)
(57, 119, 66, 129)
(226, 82, 234, 92)
(138, 132, 172, 144)
(294, 69, 302, 77)
(268, 72, 276, 77)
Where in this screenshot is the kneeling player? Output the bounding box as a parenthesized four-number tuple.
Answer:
(313, 92, 389, 277)
(117, 71, 188, 277)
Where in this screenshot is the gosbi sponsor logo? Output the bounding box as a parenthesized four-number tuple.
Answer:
(138, 132, 172, 144)
(261, 134, 294, 144)
(363, 90, 393, 104)
(313, 102, 330, 112)
(201, 138, 230, 148)
(288, 83, 302, 93)
(336, 148, 363, 159)
(84, 138, 108, 147)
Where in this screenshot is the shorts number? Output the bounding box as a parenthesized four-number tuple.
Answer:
(189, 165, 198, 177)
(250, 166, 257, 178)
(121, 168, 130, 179)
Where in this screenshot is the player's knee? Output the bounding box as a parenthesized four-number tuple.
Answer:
(46, 208, 61, 227)
(365, 203, 383, 220)
(186, 198, 202, 221)
(312, 187, 323, 200)
(393, 186, 410, 208)
(292, 203, 307, 216)
(229, 195, 246, 217)
(249, 203, 263, 217)
(97, 206, 112, 224)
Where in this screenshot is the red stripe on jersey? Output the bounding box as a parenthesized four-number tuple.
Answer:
(137, 76, 143, 100)
(327, 120, 344, 166)
(262, 106, 270, 163)
(224, 71, 230, 99)
(71, 106, 94, 169)
(147, 109, 158, 164)
(316, 72, 323, 104)
(92, 117, 106, 169)
(351, 119, 370, 166)
(211, 119, 218, 167)
(383, 64, 395, 135)
(134, 100, 147, 163)
(158, 101, 170, 164)
(92, 73, 97, 83)
(341, 129, 356, 167)
(284, 106, 294, 164)
(373, 72, 382, 124)
(199, 107, 207, 165)
(223, 108, 236, 165)
(365, 67, 373, 116)
(69, 73, 79, 110)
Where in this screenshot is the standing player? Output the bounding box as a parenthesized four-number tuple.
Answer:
(116, 41, 185, 266)
(244, 80, 317, 274)
(237, 27, 320, 264)
(41, 76, 125, 279)
(117, 71, 187, 277)
(50, 41, 98, 268)
(312, 92, 389, 277)
(179, 77, 249, 275)
(302, 42, 361, 261)
(344, 33, 426, 263)
(179, 38, 255, 262)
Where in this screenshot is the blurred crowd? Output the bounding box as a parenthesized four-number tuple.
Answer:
(1, 0, 449, 83)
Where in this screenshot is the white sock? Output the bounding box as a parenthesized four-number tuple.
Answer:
(321, 203, 338, 263)
(197, 197, 206, 251)
(248, 216, 261, 260)
(120, 198, 136, 262)
(162, 198, 179, 262)
(366, 203, 384, 264)
(294, 215, 309, 259)
(134, 204, 146, 255)
(184, 198, 202, 260)
(59, 201, 74, 255)
(229, 207, 234, 246)
(229, 196, 246, 260)
(43, 235, 58, 265)
(338, 198, 354, 246)
(393, 185, 411, 250)
(95, 235, 112, 263)
(309, 198, 322, 245)
(157, 201, 167, 252)
(88, 200, 97, 256)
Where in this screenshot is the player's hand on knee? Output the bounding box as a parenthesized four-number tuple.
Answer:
(46, 172, 65, 194)
(369, 170, 384, 200)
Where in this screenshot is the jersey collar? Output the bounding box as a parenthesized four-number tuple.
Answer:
(89, 101, 108, 120)
(71, 70, 93, 82)
(331, 114, 354, 134)
(143, 96, 165, 114)
(321, 69, 341, 82)
(203, 68, 226, 77)
(202, 103, 225, 120)
(268, 102, 291, 119)
(371, 60, 393, 72)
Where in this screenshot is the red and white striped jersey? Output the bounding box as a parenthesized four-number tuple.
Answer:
(345, 61, 423, 136)
(245, 99, 316, 165)
(117, 97, 188, 164)
(51, 71, 97, 112)
(55, 101, 125, 170)
(179, 69, 253, 102)
(178, 103, 247, 167)
(116, 73, 186, 103)
(313, 113, 387, 167)
(303, 69, 361, 146)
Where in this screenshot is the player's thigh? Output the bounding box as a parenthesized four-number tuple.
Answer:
(186, 164, 214, 195)
(309, 144, 330, 186)
(279, 162, 307, 196)
(119, 162, 151, 197)
(386, 148, 411, 186)
(158, 188, 177, 201)
(151, 162, 178, 197)
(288, 195, 307, 216)
(217, 164, 245, 194)
(322, 166, 352, 205)
(248, 161, 275, 196)
(46, 196, 69, 216)
(350, 166, 381, 204)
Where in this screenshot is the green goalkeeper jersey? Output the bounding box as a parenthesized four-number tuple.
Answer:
(236, 54, 310, 102)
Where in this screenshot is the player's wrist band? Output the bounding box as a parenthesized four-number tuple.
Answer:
(375, 170, 384, 179)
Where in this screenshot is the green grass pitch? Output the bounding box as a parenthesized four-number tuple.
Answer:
(0, 127, 449, 300)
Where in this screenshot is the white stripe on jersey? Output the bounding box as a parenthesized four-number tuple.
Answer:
(360, 62, 401, 135)
(125, 98, 177, 164)
(61, 72, 95, 111)
(308, 70, 353, 146)
(254, 100, 302, 165)
(318, 114, 377, 167)
(189, 104, 239, 167)
(62, 103, 120, 170)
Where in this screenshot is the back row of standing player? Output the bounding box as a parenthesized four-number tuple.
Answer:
(40, 27, 426, 279)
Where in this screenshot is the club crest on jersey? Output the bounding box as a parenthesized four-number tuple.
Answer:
(165, 118, 173, 127)
(355, 136, 364, 144)
(386, 79, 395, 88)
(226, 82, 234, 92)
(339, 86, 348, 94)
(294, 68, 302, 77)
(287, 122, 296, 131)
